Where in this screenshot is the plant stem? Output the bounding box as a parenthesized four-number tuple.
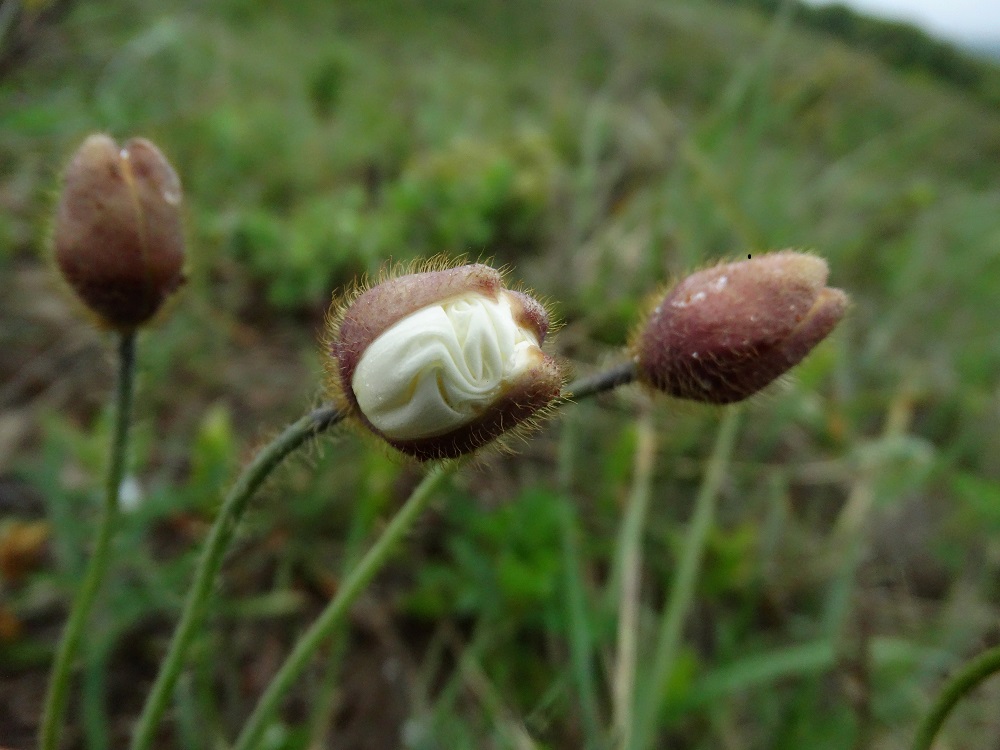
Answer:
(631, 406, 741, 750)
(613, 403, 657, 749)
(131, 361, 632, 746)
(912, 643, 1000, 750)
(563, 361, 637, 402)
(224, 364, 640, 746)
(129, 404, 345, 750)
(223, 364, 637, 744)
(557, 409, 603, 747)
(231, 463, 455, 750)
(40, 331, 137, 750)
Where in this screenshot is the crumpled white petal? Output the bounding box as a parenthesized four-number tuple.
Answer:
(352, 291, 541, 440)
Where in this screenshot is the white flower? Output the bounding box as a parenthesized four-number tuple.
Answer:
(326, 262, 562, 460)
(352, 291, 544, 440)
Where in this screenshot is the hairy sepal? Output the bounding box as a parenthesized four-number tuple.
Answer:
(325, 259, 562, 461)
(634, 250, 847, 404)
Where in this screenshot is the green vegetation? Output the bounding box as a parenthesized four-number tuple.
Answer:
(727, 0, 1000, 106)
(2, 0, 1000, 747)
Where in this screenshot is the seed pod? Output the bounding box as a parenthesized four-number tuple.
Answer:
(326, 262, 563, 461)
(635, 251, 847, 404)
(53, 134, 186, 330)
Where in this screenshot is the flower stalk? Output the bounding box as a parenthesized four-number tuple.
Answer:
(912, 643, 1000, 750)
(613, 403, 657, 749)
(631, 406, 742, 750)
(231, 463, 455, 750)
(129, 364, 635, 746)
(129, 404, 345, 750)
(40, 332, 137, 750)
(227, 366, 650, 744)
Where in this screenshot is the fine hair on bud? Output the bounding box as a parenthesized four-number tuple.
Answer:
(53, 133, 186, 331)
(634, 250, 848, 404)
(324, 258, 564, 461)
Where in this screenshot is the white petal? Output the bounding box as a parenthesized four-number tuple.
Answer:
(352, 291, 541, 440)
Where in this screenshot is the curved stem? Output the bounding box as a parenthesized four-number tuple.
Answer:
(228, 364, 640, 745)
(132, 361, 634, 746)
(912, 643, 1000, 750)
(232, 463, 454, 750)
(631, 406, 741, 750)
(40, 331, 137, 750)
(129, 405, 345, 750)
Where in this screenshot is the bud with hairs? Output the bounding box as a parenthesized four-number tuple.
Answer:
(325, 261, 564, 461)
(634, 251, 847, 404)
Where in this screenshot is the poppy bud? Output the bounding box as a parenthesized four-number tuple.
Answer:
(326, 262, 563, 461)
(635, 251, 847, 404)
(53, 134, 186, 330)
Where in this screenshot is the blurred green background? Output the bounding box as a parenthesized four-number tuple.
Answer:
(2, 0, 999, 747)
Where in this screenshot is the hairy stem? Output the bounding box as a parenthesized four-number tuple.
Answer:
(912, 643, 1000, 750)
(40, 332, 136, 750)
(231, 464, 455, 750)
(564, 360, 638, 401)
(129, 404, 345, 750)
(631, 406, 741, 750)
(132, 361, 634, 745)
(229, 363, 641, 744)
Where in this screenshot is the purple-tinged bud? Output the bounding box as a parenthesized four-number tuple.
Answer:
(634, 251, 847, 404)
(325, 263, 563, 461)
(53, 134, 186, 331)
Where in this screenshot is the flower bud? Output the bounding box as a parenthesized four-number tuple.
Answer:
(635, 251, 847, 404)
(326, 263, 563, 460)
(53, 134, 186, 330)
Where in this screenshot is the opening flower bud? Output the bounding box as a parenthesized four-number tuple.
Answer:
(53, 133, 186, 330)
(634, 251, 847, 404)
(326, 263, 563, 460)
